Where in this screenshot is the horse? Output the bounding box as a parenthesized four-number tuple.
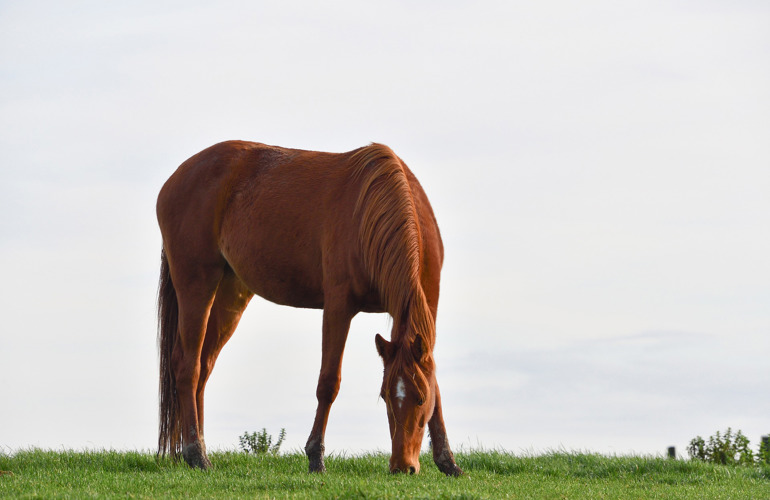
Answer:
(156, 140, 461, 475)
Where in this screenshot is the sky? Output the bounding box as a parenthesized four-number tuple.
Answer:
(1, 1, 768, 460)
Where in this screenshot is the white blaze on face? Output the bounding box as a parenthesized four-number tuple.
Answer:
(395, 377, 406, 409)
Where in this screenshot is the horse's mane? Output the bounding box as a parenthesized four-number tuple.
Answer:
(350, 144, 436, 399)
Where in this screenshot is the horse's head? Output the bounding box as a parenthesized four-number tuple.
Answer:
(375, 333, 436, 474)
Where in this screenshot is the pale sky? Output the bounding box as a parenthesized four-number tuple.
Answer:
(1, 1, 768, 459)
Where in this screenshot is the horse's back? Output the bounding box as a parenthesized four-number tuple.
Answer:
(158, 140, 353, 238)
(220, 143, 363, 307)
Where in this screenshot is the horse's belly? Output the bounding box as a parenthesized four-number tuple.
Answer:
(221, 237, 325, 309)
(243, 267, 324, 309)
(217, 157, 348, 310)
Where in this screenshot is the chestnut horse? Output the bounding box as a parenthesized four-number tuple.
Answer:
(156, 140, 461, 475)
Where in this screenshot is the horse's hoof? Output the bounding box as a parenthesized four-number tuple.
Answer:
(308, 457, 326, 473)
(437, 462, 463, 476)
(433, 445, 462, 476)
(435, 458, 463, 477)
(182, 442, 211, 470)
(305, 439, 326, 473)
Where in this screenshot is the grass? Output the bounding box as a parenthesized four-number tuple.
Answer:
(1, 448, 769, 499)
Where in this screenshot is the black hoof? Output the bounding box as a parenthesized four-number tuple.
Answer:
(438, 462, 463, 477)
(305, 439, 326, 473)
(308, 457, 326, 473)
(435, 453, 462, 476)
(182, 442, 211, 470)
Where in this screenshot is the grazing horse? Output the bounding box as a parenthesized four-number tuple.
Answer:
(156, 141, 461, 475)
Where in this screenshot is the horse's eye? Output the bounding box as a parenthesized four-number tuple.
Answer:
(417, 398, 425, 407)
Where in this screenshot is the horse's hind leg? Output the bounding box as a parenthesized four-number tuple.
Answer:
(170, 259, 225, 470)
(196, 267, 253, 438)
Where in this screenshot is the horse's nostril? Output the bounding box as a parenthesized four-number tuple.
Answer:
(409, 466, 416, 475)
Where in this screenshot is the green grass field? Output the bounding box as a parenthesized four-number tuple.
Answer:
(1, 449, 769, 499)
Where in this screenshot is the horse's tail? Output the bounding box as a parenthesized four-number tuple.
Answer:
(157, 248, 181, 459)
(350, 144, 436, 353)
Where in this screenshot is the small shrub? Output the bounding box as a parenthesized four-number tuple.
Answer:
(239, 428, 286, 455)
(688, 436, 707, 462)
(687, 428, 754, 465)
(759, 436, 770, 465)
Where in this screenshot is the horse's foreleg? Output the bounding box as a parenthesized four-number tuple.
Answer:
(305, 302, 354, 473)
(428, 382, 463, 476)
(196, 270, 252, 440)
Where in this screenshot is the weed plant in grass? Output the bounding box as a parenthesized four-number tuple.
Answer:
(1, 449, 769, 499)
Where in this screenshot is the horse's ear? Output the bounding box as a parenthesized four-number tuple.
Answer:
(412, 334, 426, 363)
(375, 334, 393, 362)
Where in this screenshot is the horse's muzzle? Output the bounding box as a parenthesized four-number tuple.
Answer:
(390, 464, 419, 475)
